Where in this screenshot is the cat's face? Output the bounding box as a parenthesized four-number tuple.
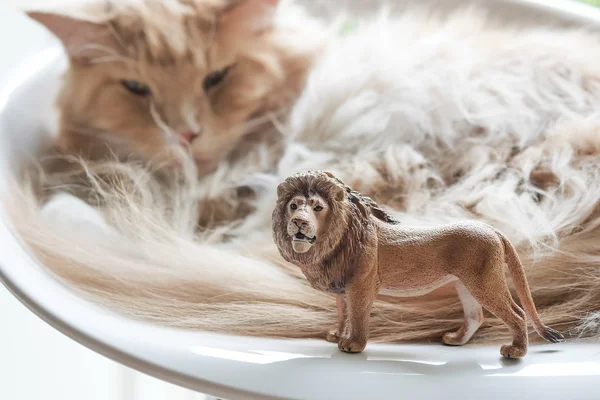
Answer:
(30, 0, 292, 176)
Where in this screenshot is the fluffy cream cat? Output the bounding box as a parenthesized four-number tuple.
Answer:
(30, 0, 320, 175)
(7, 0, 600, 345)
(29, 0, 322, 228)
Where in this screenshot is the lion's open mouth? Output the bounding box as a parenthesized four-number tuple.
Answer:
(292, 232, 317, 244)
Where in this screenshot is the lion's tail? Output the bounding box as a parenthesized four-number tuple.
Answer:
(497, 232, 566, 343)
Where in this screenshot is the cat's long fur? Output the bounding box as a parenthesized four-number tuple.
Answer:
(6, 5, 600, 342)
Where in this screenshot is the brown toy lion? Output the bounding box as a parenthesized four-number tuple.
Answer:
(272, 170, 565, 358)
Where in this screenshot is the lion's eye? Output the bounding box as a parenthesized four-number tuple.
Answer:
(314, 205, 324, 212)
(121, 80, 151, 97)
(290, 204, 298, 210)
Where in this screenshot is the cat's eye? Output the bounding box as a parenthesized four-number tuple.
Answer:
(121, 80, 151, 97)
(290, 203, 298, 210)
(203, 67, 230, 92)
(314, 205, 324, 212)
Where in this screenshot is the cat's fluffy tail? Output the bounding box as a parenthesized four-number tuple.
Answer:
(4, 155, 600, 344)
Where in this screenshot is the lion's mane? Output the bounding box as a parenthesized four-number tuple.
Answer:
(272, 170, 385, 292)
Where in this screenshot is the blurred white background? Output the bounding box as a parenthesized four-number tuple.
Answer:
(0, 0, 208, 399)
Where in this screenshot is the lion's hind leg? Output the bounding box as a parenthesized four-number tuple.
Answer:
(461, 267, 529, 359)
(443, 282, 484, 346)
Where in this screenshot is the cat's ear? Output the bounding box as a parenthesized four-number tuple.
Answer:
(26, 11, 119, 64)
(218, 0, 279, 36)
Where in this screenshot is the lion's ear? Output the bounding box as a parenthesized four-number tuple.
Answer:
(334, 186, 346, 203)
(322, 171, 346, 202)
(276, 182, 287, 199)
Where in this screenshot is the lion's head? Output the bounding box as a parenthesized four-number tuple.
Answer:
(272, 170, 399, 262)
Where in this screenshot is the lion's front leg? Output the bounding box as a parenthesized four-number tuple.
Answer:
(327, 294, 348, 343)
(338, 281, 377, 353)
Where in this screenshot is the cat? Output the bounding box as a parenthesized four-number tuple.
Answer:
(28, 0, 323, 227)
(9, 0, 600, 345)
(29, 0, 321, 174)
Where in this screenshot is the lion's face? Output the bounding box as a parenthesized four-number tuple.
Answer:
(285, 193, 331, 253)
(273, 171, 350, 263)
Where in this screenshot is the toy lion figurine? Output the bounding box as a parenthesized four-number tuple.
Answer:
(272, 170, 565, 358)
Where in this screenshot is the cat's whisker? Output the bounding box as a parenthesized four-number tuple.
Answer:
(182, 103, 201, 135)
(149, 101, 184, 149)
(66, 127, 152, 161)
(268, 112, 289, 138)
(63, 127, 186, 171)
(243, 109, 288, 137)
(149, 102, 174, 137)
(66, 126, 132, 147)
(243, 113, 271, 129)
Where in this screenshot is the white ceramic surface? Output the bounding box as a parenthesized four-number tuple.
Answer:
(1, 1, 600, 399)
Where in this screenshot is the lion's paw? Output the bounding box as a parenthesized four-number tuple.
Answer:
(500, 344, 527, 359)
(326, 330, 341, 343)
(442, 331, 468, 346)
(338, 337, 367, 353)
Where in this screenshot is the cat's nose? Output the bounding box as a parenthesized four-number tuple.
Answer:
(179, 131, 199, 145)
